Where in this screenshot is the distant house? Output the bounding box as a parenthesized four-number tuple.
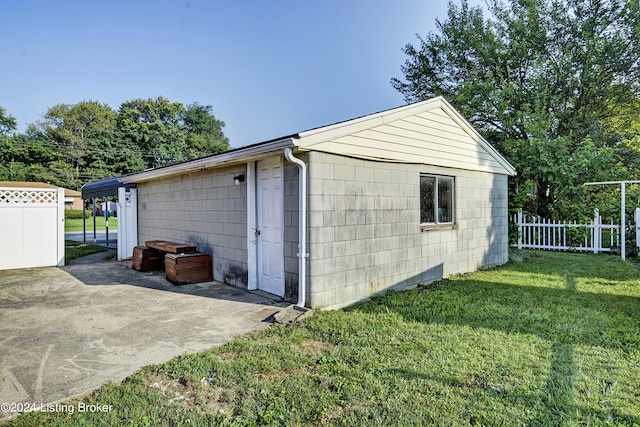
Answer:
(83, 97, 516, 309)
(63, 188, 83, 210)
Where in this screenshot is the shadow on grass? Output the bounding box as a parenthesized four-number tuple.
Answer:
(354, 253, 640, 425)
(361, 275, 639, 351)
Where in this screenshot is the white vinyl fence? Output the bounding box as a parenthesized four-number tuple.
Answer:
(511, 209, 640, 253)
(0, 186, 65, 269)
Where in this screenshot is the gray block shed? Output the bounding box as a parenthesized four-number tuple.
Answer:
(85, 97, 516, 309)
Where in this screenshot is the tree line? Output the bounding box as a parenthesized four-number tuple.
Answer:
(393, 0, 640, 221)
(0, 97, 229, 190)
(3, 0, 639, 223)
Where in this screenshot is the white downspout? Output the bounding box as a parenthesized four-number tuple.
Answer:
(284, 147, 308, 307)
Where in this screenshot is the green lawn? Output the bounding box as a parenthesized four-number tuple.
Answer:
(64, 216, 117, 232)
(7, 251, 640, 426)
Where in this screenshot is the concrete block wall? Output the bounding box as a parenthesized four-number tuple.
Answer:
(136, 164, 249, 287)
(306, 151, 509, 310)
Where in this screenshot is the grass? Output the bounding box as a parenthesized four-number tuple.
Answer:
(64, 216, 117, 232)
(6, 251, 640, 426)
(64, 240, 108, 264)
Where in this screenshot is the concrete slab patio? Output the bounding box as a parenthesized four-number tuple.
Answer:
(0, 251, 287, 422)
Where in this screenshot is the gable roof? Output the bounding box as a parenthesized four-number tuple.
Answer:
(296, 97, 516, 176)
(82, 97, 515, 197)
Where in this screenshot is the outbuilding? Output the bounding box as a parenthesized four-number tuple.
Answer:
(84, 97, 516, 309)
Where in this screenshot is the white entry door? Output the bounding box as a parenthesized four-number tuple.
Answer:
(257, 157, 285, 296)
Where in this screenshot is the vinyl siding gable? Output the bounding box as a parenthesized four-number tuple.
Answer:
(297, 97, 515, 176)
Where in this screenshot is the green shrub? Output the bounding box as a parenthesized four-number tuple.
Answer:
(65, 209, 92, 219)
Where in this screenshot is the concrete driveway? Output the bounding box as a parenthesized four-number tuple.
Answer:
(65, 231, 117, 249)
(0, 252, 286, 422)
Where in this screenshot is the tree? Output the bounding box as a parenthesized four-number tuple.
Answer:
(117, 97, 189, 169)
(0, 106, 17, 136)
(392, 0, 640, 219)
(117, 97, 230, 169)
(184, 102, 230, 157)
(1, 97, 230, 188)
(0, 132, 61, 184)
(83, 136, 146, 180)
(27, 101, 119, 184)
(602, 98, 640, 175)
(11, 100, 145, 188)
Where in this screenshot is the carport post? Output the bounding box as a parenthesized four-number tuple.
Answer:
(82, 200, 87, 243)
(92, 198, 97, 242)
(105, 196, 109, 246)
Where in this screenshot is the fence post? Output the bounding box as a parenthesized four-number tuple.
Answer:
(593, 208, 602, 254)
(636, 208, 640, 248)
(517, 210, 523, 250)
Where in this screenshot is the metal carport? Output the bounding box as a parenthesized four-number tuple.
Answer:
(81, 177, 137, 260)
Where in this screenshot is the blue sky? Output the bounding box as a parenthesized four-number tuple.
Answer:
(1, 0, 482, 148)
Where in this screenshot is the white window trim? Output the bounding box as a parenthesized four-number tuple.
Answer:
(420, 174, 456, 231)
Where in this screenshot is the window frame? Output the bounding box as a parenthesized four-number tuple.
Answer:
(420, 174, 456, 230)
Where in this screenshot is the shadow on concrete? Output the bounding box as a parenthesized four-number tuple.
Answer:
(63, 252, 285, 310)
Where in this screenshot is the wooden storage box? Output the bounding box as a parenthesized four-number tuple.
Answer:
(145, 240, 196, 254)
(132, 246, 164, 271)
(164, 252, 212, 285)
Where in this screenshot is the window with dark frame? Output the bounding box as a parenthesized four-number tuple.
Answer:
(420, 175, 454, 224)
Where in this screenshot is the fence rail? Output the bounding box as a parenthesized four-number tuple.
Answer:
(510, 210, 625, 253)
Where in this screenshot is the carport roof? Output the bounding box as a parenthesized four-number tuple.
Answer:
(81, 177, 136, 199)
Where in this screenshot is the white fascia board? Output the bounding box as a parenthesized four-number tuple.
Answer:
(120, 137, 299, 184)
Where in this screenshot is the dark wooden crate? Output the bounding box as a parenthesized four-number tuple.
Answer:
(145, 240, 196, 254)
(132, 246, 164, 271)
(164, 252, 212, 285)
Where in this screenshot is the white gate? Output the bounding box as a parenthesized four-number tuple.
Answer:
(0, 186, 64, 270)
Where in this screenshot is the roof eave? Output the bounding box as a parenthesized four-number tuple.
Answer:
(120, 136, 299, 184)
